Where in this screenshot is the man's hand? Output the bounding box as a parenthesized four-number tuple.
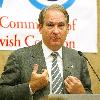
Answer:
(29, 64, 48, 93)
(64, 76, 85, 94)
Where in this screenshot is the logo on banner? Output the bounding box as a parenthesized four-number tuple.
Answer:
(0, 0, 75, 9)
(29, 0, 75, 9)
(0, 0, 3, 7)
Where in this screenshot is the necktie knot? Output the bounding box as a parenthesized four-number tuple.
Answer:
(51, 52, 58, 59)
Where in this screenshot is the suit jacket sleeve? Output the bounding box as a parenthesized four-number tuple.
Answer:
(0, 51, 32, 100)
(80, 56, 92, 93)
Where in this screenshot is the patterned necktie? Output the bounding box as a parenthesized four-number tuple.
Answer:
(51, 52, 63, 94)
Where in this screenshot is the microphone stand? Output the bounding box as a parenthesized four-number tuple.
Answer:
(78, 51, 100, 82)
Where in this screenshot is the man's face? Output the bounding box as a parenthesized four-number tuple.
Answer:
(39, 9, 68, 51)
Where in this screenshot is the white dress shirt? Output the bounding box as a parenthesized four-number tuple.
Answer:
(42, 42, 63, 94)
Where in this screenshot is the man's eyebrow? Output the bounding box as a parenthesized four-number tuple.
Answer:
(46, 21, 66, 24)
(59, 22, 66, 24)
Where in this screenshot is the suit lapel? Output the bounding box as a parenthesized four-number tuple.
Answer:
(62, 47, 75, 93)
(31, 42, 46, 72)
(62, 46, 74, 79)
(31, 42, 50, 95)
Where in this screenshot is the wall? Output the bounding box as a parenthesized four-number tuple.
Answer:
(0, 0, 100, 93)
(85, 0, 100, 93)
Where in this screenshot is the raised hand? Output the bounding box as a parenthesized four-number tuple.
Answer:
(64, 76, 85, 94)
(29, 64, 49, 93)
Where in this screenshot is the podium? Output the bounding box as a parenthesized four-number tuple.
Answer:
(40, 94, 100, 100)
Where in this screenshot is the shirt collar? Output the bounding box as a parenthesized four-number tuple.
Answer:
(42, 41, 62, 59)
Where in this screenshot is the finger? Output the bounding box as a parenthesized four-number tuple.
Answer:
(69, 76, 79, 80)
(68, 76, 81, 83)
(67, 76, 77, 82)
(64, 79, 68, 85)
(64, 79, 70, 86)
(41, 69, 48, 82)
(42, 69, 48, 80)
(33, 64, 39, 73)
(66, 77, 73, 85)
(64, 79, 70, 89)
(41, 69, 45, 73)
(74, 77, 80, 82)
(42, 69, 48, 76)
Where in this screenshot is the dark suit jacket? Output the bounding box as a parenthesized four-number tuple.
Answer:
(0, 41, 92, 100)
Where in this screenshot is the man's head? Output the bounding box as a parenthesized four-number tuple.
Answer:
(38, 4, 69, 51)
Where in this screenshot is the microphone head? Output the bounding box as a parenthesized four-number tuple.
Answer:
(78, 51, 83, 56)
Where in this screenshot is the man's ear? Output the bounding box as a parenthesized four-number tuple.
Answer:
(38, 24, 43, 34)
(67, 23, 69, 33)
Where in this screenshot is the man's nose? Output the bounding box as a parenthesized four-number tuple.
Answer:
(53, 26, 60, 34)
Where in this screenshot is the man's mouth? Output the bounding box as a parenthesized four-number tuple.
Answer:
(51, 37, 60, 40)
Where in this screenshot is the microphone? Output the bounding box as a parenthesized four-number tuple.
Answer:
(78, 51, 100, 82)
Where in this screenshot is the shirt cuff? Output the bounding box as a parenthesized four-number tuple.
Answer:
(29, 84, 34, 95)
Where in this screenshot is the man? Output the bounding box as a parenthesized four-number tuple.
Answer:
(0, 4, 92, 100)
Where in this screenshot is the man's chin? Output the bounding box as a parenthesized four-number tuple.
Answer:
(51, 41, 61, 46)
(50, 42, 62, 49)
